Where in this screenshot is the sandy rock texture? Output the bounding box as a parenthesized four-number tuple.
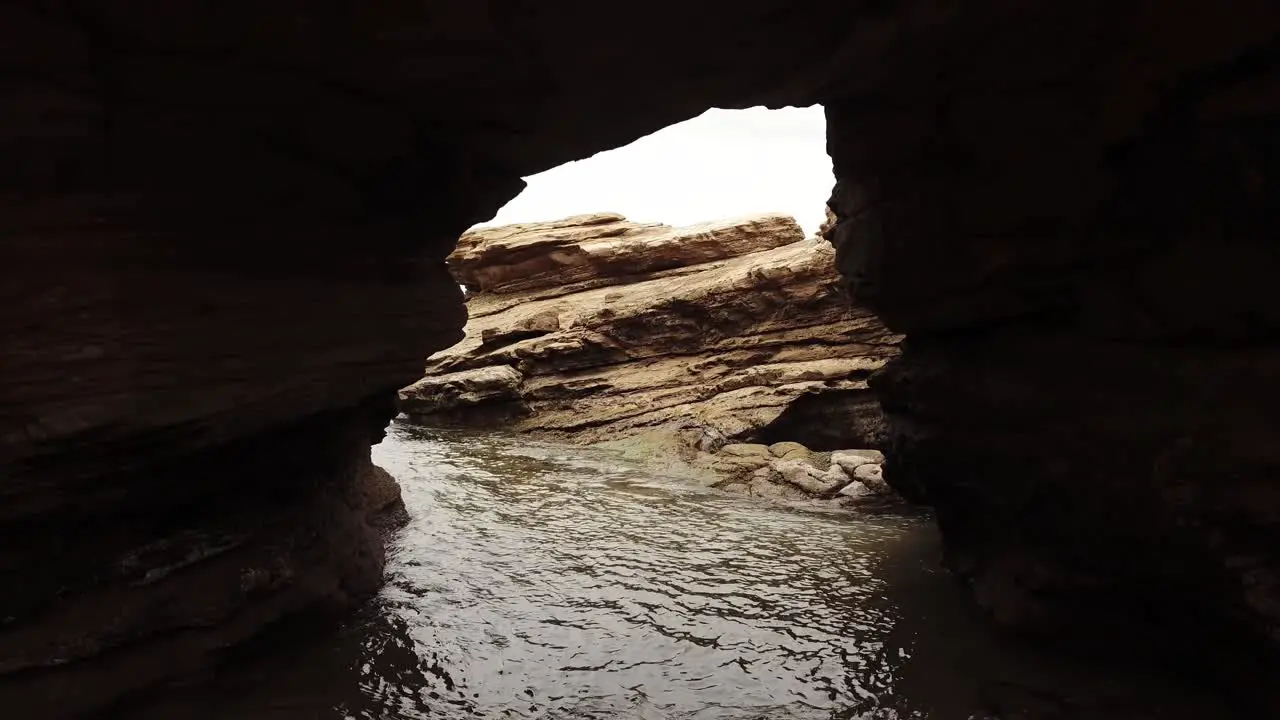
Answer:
(401, 213, 901, 451)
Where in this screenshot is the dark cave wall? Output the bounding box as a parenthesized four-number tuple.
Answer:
(0, 396, 407, 717)
(823, 1, 1280, 704)
(1, 0, 1278, 715)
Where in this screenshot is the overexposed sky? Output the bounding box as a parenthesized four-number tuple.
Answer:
(477, 106, 833, 235)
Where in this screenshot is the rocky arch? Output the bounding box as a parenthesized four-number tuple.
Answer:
(2, 1, 1278, 716)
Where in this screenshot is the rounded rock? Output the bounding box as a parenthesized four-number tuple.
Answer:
(838, 480, 874, 498)
(831, 450, 885, 473)
(773, 459, 845, 496)
(720, 443, 773, 459)
(768, 441, 810, 459)
(852, 463, 892, 494)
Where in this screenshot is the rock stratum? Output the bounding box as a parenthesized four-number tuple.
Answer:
(401, 212, 902, 507)
(2, 2, 1278, 716)
(401, 214, 900, 451)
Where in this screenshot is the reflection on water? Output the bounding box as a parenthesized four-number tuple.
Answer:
(353, 423, 932, 719)
(373, 425, 935, 719)
(119, 423, 1235, 720)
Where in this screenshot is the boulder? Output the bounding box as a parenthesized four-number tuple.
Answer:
(768, 441, 811, 460)
(831, 449, 885, 471)
(851, 463, 892, 495)
(838, 480, 875, 499)
(772, 459, 847, 496)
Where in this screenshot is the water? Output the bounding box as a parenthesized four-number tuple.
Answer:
(363, 424, 927, 720)
(123, 422, 1234, 720)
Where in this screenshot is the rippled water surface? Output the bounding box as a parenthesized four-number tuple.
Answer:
(124, 422, 1233, 720)
(363, 425, 928, 720)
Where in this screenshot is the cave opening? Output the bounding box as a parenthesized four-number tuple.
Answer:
(5, 4, 1278, 718)
(418, 104, 900, 456)
(478, 105, 835, 237)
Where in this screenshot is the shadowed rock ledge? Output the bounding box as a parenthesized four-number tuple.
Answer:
(0, 397, 407, 718)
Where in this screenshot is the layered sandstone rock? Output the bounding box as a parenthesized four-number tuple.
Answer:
(449, 212, 808, 294)
(399, 365, 525, 422)
(401, 213, 901, 458)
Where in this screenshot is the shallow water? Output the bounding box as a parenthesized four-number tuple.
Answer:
(121, 422, 1234, 720)
(363, 424, 930, 720)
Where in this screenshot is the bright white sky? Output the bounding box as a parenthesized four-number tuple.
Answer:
(476, 106, 833, 235)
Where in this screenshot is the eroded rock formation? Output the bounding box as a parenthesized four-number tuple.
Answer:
(401, 212, 901, 506)
(821, 8, 1280, 705)
(1, 397, 407, 718)
(402, 213, 899, 448)
(3, 1, 1279, 715)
